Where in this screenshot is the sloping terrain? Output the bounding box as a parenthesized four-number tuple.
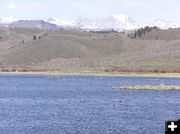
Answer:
(0, 28, 180, 72)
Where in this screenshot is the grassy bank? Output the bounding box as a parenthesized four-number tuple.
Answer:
(0, 70, 180, 78)
(112, 86, 180, 90)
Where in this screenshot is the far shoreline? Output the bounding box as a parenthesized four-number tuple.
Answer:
(0, 71, 180, 78)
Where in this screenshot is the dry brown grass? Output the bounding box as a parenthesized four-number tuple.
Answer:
(0, 28, 180, 72)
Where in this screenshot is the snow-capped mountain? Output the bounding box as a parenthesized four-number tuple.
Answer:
(47, 18, 76, 28)
(1, 15, 180, 31)
(146, 18, 180, 29)
(47, 15, 140, 32)
(0, 17, 17, 24)
(75, 15, 139, 32)
(0, 17, 17, 27)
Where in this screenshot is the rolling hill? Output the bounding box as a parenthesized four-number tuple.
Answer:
(0, 27, 180, 72)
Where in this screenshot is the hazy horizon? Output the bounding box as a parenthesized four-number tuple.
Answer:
(0, 0, 180, 24)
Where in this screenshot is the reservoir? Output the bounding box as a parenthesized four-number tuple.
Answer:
(0, 75, 180, 134)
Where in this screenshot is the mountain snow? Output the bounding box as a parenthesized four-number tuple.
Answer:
(47, 18, 76, 28)
(47, 15, 139, 32)
(75, 15, 140, 32)
(1, 15, 180, 31)
(0, 17, 17, 24)
(146, 18, 180, 29)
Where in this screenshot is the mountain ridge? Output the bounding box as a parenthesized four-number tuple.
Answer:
(146, 18, 180, 29)
(0, 15, 180, 31)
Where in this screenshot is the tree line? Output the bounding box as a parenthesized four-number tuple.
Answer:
(128, 26, 159, 39)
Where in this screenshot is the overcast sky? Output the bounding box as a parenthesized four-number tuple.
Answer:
(0, 0, 180, 24)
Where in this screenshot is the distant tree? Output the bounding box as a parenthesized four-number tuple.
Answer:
(134, 32, 137, 38)
(128, 26, 159, 39)
(22, 40, 24, 44)
(0, 36, 2, 40)
(137, 29, 143, 37)
(38, 36, 42, 39)
(33, 35, 37, 40)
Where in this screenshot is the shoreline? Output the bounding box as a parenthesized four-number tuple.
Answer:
(0, 71, 180, 78)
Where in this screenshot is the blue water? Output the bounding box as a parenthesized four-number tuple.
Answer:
(0, 75, 180, 134)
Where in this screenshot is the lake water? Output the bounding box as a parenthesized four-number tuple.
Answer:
(0, 75, 180, 134)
